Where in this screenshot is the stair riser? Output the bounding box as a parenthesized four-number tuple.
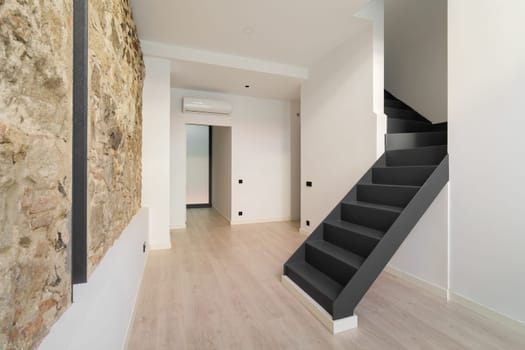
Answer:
(305, 244, 358, 286)
(386, 147, 447, 166)
(387, 119, 433, 133)
(384, 99, 410, 109)
(357, 185, 419, 208)
(341, 204, 399, 231)
(386, 132, 447, 151)
(385, 107, 422, 121)
(285, 265, 334, 314)
(323, 223, 379, 258)
(372, 167, 436, 186)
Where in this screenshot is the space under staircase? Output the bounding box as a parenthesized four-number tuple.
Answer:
(284, 91, 448, 323)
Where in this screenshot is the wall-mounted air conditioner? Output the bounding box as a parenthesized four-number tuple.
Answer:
(182, 97, 233, 115)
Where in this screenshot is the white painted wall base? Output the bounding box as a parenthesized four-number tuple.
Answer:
(230, 217, 293, 225)
(281, 275, 358, 334)
(383, 268, 525, 334)
(384, 266, 447, 299)
(39, 208, 150, 350)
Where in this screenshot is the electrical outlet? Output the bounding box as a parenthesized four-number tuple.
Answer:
(238, 211, 243, 216)
(306, 220, 310, 227)
(238, 179, 243, 184)
(306, 181, 312, 187)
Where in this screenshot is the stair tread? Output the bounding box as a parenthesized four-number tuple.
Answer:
(374, 165, 438, 170)
(286, 261, 343, 301)
(307, 240, 365, 269)
(325, 219, 385, 240)
(358, 183, 420, 190)
(388, 118, 430, 124)
(341, 200, 404, 213)
(388, 131, 447, 137)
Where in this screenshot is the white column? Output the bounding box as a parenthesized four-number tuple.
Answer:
(142, 56, 172, 249)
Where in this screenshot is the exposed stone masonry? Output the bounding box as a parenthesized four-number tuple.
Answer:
(0, 0, 144, 348)
(87, 0, 144, 274)
(0, 1, 72, 349)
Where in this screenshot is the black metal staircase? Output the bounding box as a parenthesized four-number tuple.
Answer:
(284, 91, 449, 320)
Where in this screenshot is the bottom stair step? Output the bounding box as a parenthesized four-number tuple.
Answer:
(306, 240, 364, 285)
(285, 261, 342, 314)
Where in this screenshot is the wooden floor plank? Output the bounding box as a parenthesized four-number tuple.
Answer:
(128, 208, 525, 350)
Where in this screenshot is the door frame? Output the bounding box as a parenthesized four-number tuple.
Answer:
(186, 126, 212, 208)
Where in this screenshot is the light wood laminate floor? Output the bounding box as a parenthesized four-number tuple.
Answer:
(128, 209, 525, 349)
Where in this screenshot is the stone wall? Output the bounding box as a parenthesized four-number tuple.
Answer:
(87, 0, 144, 274)
(0, 1, 73, 349)
(0, 0, 144, 348)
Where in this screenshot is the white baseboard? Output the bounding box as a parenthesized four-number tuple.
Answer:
(281, 275, 358, 334)
(299, 228, 311, 235)
(384, 266, 448, 299)
(384, 266, 525, 334)
(150, 242, 172, 250)
(449, 292, 525, 335)
(230, 217, 292, 225)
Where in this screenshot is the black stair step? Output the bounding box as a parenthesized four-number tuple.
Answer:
(323, 219, 384, 258)
(386, 131, 448, 151)
(357, 183, 419, 208)
(386, 145, 447, 166)
(387, 118, 434, 133)
(384, 90, 396, 100)
(340, 200, 402, 232)
(385, 106, 425, 121)
(306, 240, 364, 286)
(372, 165, 437, 186)
(384, 98, 410, 109)
(285, 261, 342, 314)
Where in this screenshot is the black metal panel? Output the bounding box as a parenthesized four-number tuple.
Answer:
(283, 91, 449, 321)
(386, 131, 448, 151)
(333, 156, 449, 319)
(356, 184, 419, 207)
(72, 0, 88, 284)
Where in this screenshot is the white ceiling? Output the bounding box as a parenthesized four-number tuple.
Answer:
(131, 0, 369, 100)
(171, 60, 301, 101)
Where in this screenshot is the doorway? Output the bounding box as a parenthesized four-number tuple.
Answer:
(186, 125, 212, 208)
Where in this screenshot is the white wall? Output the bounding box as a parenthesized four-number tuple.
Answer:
(142, 57, 171, 249)
(356, 0, 387, 157)
(186, 125, 210, 205)
(389, 185, 449, 291)
(211, 126, 232, 221)
(301, 22, 377, 232)
(170, 88, 299, 227)
(449, 0, 525, 324)
(385, 0, 447, 123)
(290, 101, 301, 221)
(39, 209, 149, 350)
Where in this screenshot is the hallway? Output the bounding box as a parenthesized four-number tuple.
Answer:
(128, 209, 525, 349)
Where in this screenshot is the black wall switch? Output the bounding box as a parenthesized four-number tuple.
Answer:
(306, 220, 310, 226)
(306, 181, 312, 187)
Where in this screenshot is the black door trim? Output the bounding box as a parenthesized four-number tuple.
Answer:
(186, 126, 212, 208)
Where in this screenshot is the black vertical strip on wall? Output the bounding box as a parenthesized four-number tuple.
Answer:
(208, 126, 213, 207)
(72, 0, 88, 285)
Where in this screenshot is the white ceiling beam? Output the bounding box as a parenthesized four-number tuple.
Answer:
(141, 40, 309, 80)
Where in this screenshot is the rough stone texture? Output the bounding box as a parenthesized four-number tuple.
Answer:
(0, 1, 72, 349)
(87, 0, 145, 274)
